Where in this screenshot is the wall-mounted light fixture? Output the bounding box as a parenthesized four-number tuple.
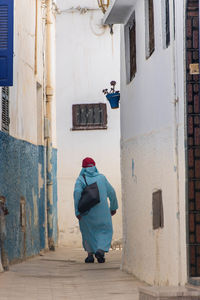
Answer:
(97, 0, 110, 14)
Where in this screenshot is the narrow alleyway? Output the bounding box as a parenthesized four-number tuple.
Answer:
(0, 248, 145, 300)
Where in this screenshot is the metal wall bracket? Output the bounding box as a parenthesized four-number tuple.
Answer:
(189, 63, 199, 75)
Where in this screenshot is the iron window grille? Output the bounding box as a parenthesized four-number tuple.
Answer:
(1, 86, 9, 133)
(72, 103, 107, 130)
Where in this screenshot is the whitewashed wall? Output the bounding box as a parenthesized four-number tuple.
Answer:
(1, 0, 56, 148)
(56, 0, 122, 247)
(120, 0, 187, 285)
(11, 0, 40, 144)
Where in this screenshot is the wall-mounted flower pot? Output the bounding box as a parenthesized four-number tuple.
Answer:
(106, 92, 120, 109)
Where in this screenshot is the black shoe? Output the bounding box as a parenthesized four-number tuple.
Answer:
(95, 250, 105, 263)
(85, 255, 94, 263)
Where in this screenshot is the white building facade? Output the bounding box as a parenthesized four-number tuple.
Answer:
(104, 0, 198, 286)
(0, 0, 58, 262)
(56, 0, 122, 247)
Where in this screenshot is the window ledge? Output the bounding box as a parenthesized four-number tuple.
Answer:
(71, 126, 107, 131)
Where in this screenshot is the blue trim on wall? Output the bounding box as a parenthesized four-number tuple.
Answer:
(52, 148, 58, 244)
(0, 131, 57, 262)
(38, 145, 46, 250)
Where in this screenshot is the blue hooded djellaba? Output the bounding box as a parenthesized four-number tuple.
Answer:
(74, 166, 118, 254)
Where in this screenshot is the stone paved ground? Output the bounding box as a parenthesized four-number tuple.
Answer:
(0, 247, 145, 300)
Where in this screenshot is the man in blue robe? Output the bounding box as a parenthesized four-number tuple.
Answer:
(74, 157, 118, 263)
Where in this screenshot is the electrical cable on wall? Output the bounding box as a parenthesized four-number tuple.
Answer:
(89, 11, 107, 36)
(53, 5, 100, 15)
(52, 2, 113, 36)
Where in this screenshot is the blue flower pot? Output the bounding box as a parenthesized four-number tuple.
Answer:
(106, 92, 120, 109)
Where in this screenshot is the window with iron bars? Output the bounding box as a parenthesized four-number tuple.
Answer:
(161, 0, 171, 48)
(129, 18, 137, 81)
(72, 103, 107, 130)
(145, 0, 155, 59)
(165, 0, 170, 47)
(124, 11, 137, 83)
(1, 87, 9, 133)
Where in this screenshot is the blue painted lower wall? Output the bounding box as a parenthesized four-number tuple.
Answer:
(0, 131, 57, 262)
(52, 148, 58, 245)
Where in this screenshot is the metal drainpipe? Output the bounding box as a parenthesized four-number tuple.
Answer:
(45, 0, 55, 251)
(172, 0, 182, 285)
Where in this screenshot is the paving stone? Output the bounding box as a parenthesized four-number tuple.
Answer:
(0, 248, 142, 300)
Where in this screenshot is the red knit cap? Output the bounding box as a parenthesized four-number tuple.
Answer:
(82, 157, 96, 168)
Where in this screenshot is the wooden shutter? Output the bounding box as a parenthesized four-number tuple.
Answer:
(2, 86, 9, 133)
(80, 105, 87, 126)
(148, 0, 155, 56)
(0, 0, 14, 86)
(129, 19, 136, 81)
(87, 104, 94, 125)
